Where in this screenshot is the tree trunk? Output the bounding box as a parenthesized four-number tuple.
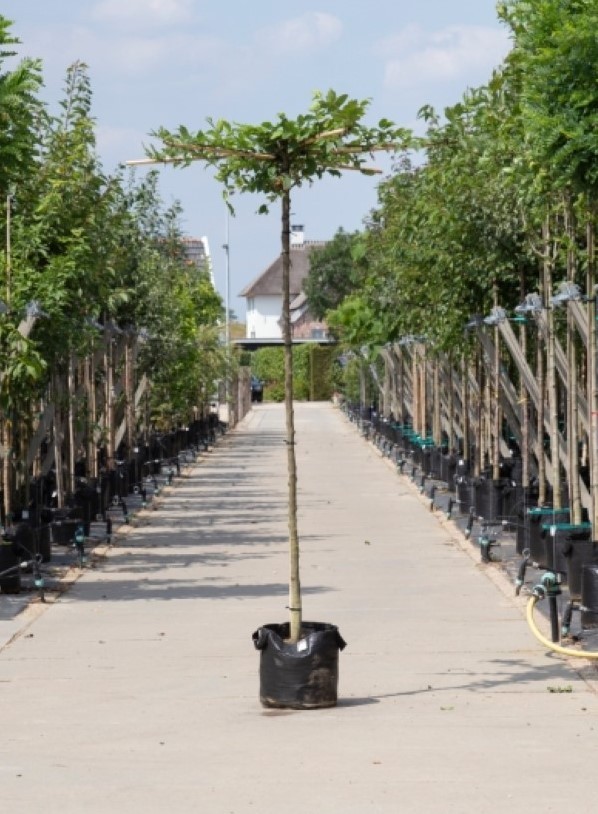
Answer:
(87, 352, 98, 479)
(462, 355, 470, 464)
(492, 322, 501, 481)
(1, 416, 12, 523)
(448, 358, 455, 452)
(432, 358, 441, 445)
(587, 210, 598, 535)
(519, 318, 530, 490)
(536, 331, 546, 504)
(476, 352, 483, 476)
(52, 375, 65, 509)
(281, 190, 301, 642)
(544, 217, 563, 509)
(568, 312, 582, 524)
(105, 333, 116, 473)
(68, 353, 76, 496)
(125, 335, 136, 456)
(564, 198, 582, 523)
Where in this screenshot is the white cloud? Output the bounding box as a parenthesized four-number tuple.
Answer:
(35, 24, 224, 78)
(256, 12, 343, 56)
(96, 124, 147, 153)
(381, 24, 511, 89)
(91, 0, 195, 29)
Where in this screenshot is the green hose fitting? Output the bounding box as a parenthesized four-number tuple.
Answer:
(532, 571, 561, 600)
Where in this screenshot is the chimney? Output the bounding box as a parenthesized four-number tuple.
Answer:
(290, 224, 305, 247)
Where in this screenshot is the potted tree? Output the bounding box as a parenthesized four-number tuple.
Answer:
(130, 90, 410, 708)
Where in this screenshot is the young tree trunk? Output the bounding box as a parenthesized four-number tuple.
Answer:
(52, 375, 65, 509)
(544, 216, 563, 509)
(125, 335, 136, 456)
(448, 358, 455, 452)
(394, 345, 404, 423)
(68, 353, 76, 496)
(420, 344, 427, 438)
(519, 319, 530, 490)
(565, 200, 582, 524)
(1, 416, 12, 523)
(281, 190, 301, 643)
(567, 312, 582, 524)
(87, 352, 98, 479)
(433, 358, 441, 445)
(536, 332, 547, 504)
(492, 322, 501, 481)
(105, 333, 116, 473)
(587, 209, 598, 534)
(475, 352, 484, 477)
(462, 354, 470, 464)
(412, 348, 420, 434)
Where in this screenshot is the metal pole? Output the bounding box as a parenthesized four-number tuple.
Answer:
(222, 211, 231, 423)
(224, 211, 230, 350)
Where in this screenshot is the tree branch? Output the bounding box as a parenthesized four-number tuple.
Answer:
(162, 139, 275, 161)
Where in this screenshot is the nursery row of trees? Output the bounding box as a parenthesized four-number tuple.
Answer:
(0, 19, 228, 521)
(306, 1, 598, 531)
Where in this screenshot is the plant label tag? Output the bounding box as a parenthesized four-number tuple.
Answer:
(297, 639, 308, 652)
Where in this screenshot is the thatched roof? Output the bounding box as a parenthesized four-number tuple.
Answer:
(239, 242, 325, 298)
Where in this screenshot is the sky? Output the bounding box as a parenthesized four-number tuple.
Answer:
(6, 1, 512, 320)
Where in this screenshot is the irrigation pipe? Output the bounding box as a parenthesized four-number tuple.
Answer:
(526, 595, 598, 660)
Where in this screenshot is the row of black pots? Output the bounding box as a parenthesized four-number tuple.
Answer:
(1, 426, 224, 595)
(391, 439, 598, 627)
(455, 475, 521, 521)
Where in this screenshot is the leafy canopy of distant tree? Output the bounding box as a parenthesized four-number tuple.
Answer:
(0, 16, 225, 423)
(303, 228, 365, 321)
(324, 0, 598, 355)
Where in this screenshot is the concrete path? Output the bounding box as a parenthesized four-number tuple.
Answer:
(1, 402, 597, 814)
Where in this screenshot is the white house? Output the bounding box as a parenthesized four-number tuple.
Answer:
(240, 226, 326, 340)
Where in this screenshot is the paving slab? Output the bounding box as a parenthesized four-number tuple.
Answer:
(1, 402, 597, 814)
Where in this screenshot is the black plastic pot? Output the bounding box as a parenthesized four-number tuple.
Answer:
(546, 526, 594, 597)
(455, 475, 474, 515)
(474, 478, 507, 522)
(35, 524, 52, 563)
(581, 564, 598, 629)
(514, 488, 539, 554)
(0, 539, 21, 594)
(540, 523, 592, 579)
(51, 518, 81, 545)
(439, 453, 457, 490)
(519, 507, 570, 565)
(252, 621, 346, 709)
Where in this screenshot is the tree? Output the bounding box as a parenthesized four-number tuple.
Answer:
(303, 227, 363, 320)
(139, 90, 410, 641)
(0, 16, 42, 196)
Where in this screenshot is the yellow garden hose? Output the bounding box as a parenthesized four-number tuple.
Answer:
(526, 595, 598, 660)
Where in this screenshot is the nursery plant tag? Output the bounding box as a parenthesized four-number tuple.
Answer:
(297, 638, 308, 652)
